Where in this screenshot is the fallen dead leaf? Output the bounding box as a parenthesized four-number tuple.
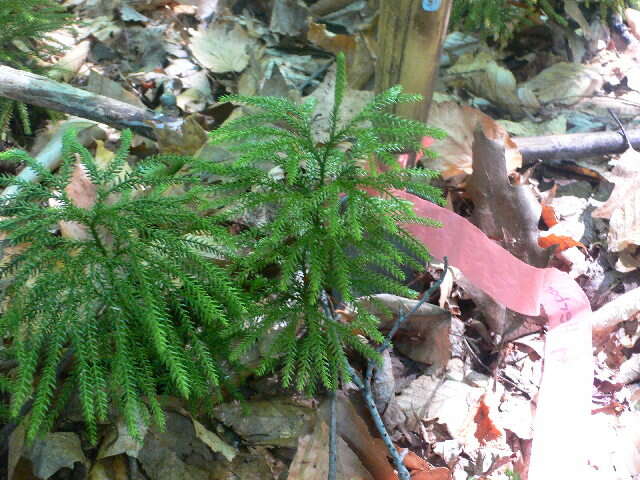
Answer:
(402, 451, 451, 479)
(360, 294, 451, 369)
(190, 22, 254, 73)
(287, 417, 371, 480)
(541, 205, 559, 228)
(538, 234, 586, 253)
(447, 51, 521, 115)
(391, 374, 484, 439)
(88, 455, 129, 480)
(473, 395, 503, 445)
(25, 432, 88, 479)
(59, 161, 96, 240)
(192, 419, 238, 462)
(523, 62, 602, 106)
(593, 146, 640, 259)
(427, 102, 522, 183)
(303, 64, 373, 143)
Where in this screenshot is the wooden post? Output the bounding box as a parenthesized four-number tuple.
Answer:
(375, 0, 453, 123)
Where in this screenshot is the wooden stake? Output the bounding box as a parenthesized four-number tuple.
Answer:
(375, 0, 453, 123)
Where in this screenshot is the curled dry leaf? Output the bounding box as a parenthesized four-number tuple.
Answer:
(402, 451, 452, 480)
(538, 234, 586, 253)
(426, 102, 522, 183)
(541, 205, 559, 228)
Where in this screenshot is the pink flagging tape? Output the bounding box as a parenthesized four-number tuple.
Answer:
(396, 190, 593, 479)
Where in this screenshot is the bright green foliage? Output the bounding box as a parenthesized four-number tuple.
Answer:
(199, 53, 445, 394)
(0, 130, 246, 443)
(451, 0, 625, 43)
(0, 0, 72, 134)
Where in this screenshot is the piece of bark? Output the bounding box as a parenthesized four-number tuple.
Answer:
(0, 65, 180, 140)
(514, 129, 640, 162)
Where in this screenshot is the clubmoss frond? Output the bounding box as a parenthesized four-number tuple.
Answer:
(199, 52, 445, 393)
(0, 0, 73, 136)
(0, 130, 246, 443)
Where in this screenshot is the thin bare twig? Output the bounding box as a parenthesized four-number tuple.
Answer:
(341, 258, 449, 480)
(320, 293, 339, 480)
(328, 390, 338, 480)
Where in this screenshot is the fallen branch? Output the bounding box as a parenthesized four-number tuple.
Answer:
(592, 286, 640, 333)
(514, 129, 638, 162)
(3, 66, 634, 165)
(0, 65, 180, 140)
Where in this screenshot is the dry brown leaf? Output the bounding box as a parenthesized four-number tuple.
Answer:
(593, 148, 640, 256)
(303, 65, 373, 143)
(192, 419, 238, 462)
(538, 234, 586, 253)
(473, 395, 503, 445)
(50, 40, 91, 83)
(26, 432, 88, 479)
(287, 418, 371, 480)
(88, 455, 129, 480)
(190, 22, 254, 73)
(403, 451, 452, 480)
(447, 51, 521, 115)
(593, 147, 640, 221)
(360, 294, 451, 369)
(427, 102, 522, 183)
(154, 114, 208, 156)
(523, 62, 602, 106)
(59, 161, 97, 240)
(66, 162, 97, 210)
(616, 247, 640, 272)
(393, 375, 484, 438)
(306, 23, 374, 89)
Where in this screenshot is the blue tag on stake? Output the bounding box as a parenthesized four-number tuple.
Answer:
(422, 0, 441, 11)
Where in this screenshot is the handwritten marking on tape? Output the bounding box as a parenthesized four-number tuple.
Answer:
(394, 190, 593, 479)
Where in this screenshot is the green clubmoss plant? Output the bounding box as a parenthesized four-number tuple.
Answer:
(0, 0, 73, 134)
(199, 52, 446, 394)
(451, 0, 625, 43)
(0, 129, 246, 443)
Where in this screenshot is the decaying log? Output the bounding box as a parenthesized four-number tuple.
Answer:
(514, 129, 640, 162)
(0, 65, 181, 140)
